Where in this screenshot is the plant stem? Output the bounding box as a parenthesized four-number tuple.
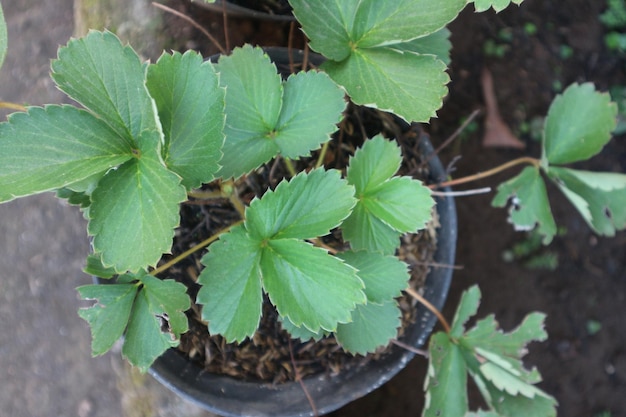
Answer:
(315, 141, 330, 168)
(405, 287, 451, 334)
(0, 101, 27, 112)
(429, 156, 540, 190)
(150, 220, 243, 277)
(283, 158, 297, 177)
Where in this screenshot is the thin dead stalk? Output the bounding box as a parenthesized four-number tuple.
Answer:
(405, 287, 451, 334)
(288, 338, 318, 417)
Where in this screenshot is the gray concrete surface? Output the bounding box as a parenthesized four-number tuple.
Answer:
(0, 1, 214, 416)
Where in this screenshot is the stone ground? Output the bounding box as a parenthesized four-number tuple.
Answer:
(0, 0, 214, 416)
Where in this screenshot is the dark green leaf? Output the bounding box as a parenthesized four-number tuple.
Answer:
(147, 51, 225, 189)
(335, 300, 401, 354)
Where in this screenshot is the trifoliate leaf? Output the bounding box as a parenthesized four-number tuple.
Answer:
(122, 274, 190, 372)
(197, 225, 264, 342)
(548, 167, 626, 236)
(262, 238, 365, 332)
(0, 2, 7, 70)
(246, 169, 356, 241)
(337, 250, 409, 303)
(388, 28, 452, 66)
(147, 51, 225, 189)
(323, 48, 450, 122)
(344, 136, 434, 254)
(88, 147, 187, 273)
(492, 166, 557, 244)
(77, 282, 138, 356)
(335, 300, 401, 355)
(543, 83, 617, 165)
(423, 332, 469, 417)
(51, 30, 160, 143)
(216, 45, 345, 178)
(0, 105, 133, 202)
(290, 0, 466, 59)
(472, 0, 524, 13)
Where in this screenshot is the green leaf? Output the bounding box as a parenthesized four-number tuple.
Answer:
(246, 169, 355, 241)
(122, 274, 190, 372)
(88, 147, 187, 273)
(147, 51, 225, 189)
(77, 283, 138, 356)
(492, 166, 557, 244)
(83, 254, 117, 279)
(0, 2, 7, 70)
(344, 136, 434, 254)
(197, 225, 264, 342)
(323, 48, 449, 122)
(449, 285, 481, 338)
(472, 0, 524, 13)
(281, 316, 327, 341)
(0, 106, 133, 202)
(337, 250, 409, 303)
(423, 332, 469, 417)
(216, 46, 346, 179)
(543, 83, 617, 165)
(51, 31, 160, 144)
(548, 167, 626, 236)
(388, 28, 452, 66)
(335, 300, 401, 355)
(273, 70, 346, 159)
(262, 238, 365, 332)
(215, 45, 283, 179)
(290, 0, 466, 59)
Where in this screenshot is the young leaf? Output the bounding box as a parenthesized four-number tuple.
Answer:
(88, 147, 187, 273)
(0, 2, 7, 70)
(51, 31, 160, 143)
(262, 238, 365, 332)
(322, 48, 449, 122)
(216, 45, 345, 178)
(337, 250, 409, 303)
(122, 274, 190, 372)
(197, 225, 264, 342)
(542, 83, 617, 165)
(77, 282, 138, 356)
(0, 105, 133, 202)
(335, 300, 401, 355)
(147, 51, 225, 190)
(548, 167, 626, 236)
(471, 0, 524, 13)
(344, 136, 434, 254)
(492, 166, 557, 244)
(245, 168, 356, 241)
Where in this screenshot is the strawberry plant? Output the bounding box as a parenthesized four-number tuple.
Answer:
(0, 1, 624, 416)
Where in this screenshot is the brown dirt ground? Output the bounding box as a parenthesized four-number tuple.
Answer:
(165, 1, 626, 415)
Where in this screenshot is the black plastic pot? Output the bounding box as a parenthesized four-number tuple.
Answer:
(194, 0, 295, 22)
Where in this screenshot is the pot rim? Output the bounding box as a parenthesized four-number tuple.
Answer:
(193, 0, 296, 22)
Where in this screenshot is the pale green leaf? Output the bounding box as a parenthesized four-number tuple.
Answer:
(388, 28, 452, 66)
(478, 359, 549, 399)
(261, 238, 365, 332)
(323, 48, 449, 122)
(139, 274, 190, 337)
(543, 83, 617, 165)
(83, 254, 117, 279)
(347, 135, 402, 194)
(197, 225, 264, 342)
(342, 203, 403, 255)
(246, 169, 356, 241)
(337, 250, 409, 303)
(88, 147, 187, 273)
(0, 105, 133, 202)
(449, 285, 481, 338)
(335, 300, 401, 354)
(492, 166, 557, 244)
(147, 51, 225, 189)
(423, 332, 469, 417)
(549, 167, 626, 236)
(215, 45, 283, 179)
(280, 316, 326, 341)
(465, 411, 502, 417)
(77, 283, 138, 356)
(51, 31, 160, 144)
(274, 70, 346, 159)
(472, 0, 524, 13)
(0, 2, 7, 70)
(290, 0, 465, 58)
(477, 380, 557, 417)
